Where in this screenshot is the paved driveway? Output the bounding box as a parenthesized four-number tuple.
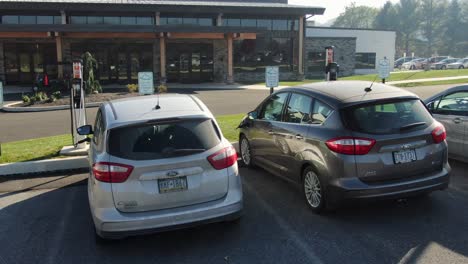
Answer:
(0, 160, 467, 264)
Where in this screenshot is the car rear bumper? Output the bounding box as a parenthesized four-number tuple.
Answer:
(327, 164, 450, 204)
(92, 176, 243, 239)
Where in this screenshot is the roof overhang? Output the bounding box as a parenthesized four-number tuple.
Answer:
(0, 1, 325, 16)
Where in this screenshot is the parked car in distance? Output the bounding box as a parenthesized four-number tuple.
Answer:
(395, 57, 416, 69)
(401, 58, 427, 70)
(238, 81, 451, 213)
(78, 94, 243, 240)
(431, 58, 459, 70)
(446, 58, 468, 69)
(427, 56, 449, 65)
(425, 85, 468, 162)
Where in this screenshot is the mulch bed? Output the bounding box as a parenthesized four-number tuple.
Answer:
(13, 92, 140, 107)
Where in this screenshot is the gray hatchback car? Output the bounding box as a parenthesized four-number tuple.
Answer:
(78, 94, 243, 240)
(238, 81, 451, 213)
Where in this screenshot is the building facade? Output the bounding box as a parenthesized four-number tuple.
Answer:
(0, 0, 324, 86)
(305, 27, 396, 76)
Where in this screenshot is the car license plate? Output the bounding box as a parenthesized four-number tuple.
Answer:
(158, 176, 188, 193)
(393, 149, 417, 164)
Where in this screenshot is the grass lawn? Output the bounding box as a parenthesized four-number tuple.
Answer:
(394, 78, 468, 88)
(0, 114, 246, 164)
(0, 134, 72, 164)
(341, 68, 468, 82)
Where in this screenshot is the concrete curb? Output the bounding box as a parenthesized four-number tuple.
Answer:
(0, 156, 89, 176)
(2, 101, 102, 112)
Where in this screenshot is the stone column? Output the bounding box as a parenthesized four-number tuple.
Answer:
(298, 16, 305, 77)
(226, 33, 234, 84)
(56, 36, 64, 79)
(159, 35, 166, 81)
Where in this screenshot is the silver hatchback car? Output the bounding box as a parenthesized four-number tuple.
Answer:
(238, 81, 451, 213)
(77, 94, 243, 240)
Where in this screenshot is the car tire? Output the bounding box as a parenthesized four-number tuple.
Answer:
(442, 65, 446, 70)
(239, 135, 255, 168)
(302, 167, 328, 214)
(410, 65, 416, 70)
(460, 66, 464, 69)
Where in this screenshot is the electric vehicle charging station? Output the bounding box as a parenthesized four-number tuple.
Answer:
(60, 59, 89, 156)
(325, 46, 339, 81)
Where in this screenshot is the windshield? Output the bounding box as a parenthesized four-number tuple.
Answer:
(342, 99, 434, 135)
(108, 118, 221, 160)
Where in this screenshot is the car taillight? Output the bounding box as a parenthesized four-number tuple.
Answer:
(207, 146, 238, 170)
(325, 137, 376, 155)
(92, 162, 134, 183)
(431, 125, 446, 144)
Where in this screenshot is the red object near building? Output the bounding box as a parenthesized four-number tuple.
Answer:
(43, 73, 49, 86)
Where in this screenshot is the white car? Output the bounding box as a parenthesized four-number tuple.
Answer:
(401, 58, 427, 70)
(77, 94, 243, 241)
(446, 58, 468, 69)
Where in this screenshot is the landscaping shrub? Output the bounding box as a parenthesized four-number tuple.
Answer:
(52, 91, 62, 100)
(127, 84, 138, 93)
(22, 95, 31, 104)
(157, 84, 168, 93)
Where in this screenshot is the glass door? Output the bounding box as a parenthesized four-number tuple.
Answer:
(179, 53, 190, 83)
(190, 52, 201, 83)
(118, 52, 128, 82)
(19, 52, 32, 83)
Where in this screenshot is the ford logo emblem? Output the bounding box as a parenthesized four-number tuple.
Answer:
(167, 171, 179, 177)
(401, 144, 411, 150)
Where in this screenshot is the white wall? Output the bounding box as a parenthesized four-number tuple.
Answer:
(306, 27, 396, 75)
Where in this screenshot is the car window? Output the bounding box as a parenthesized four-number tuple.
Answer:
(259, 93, 288, 121)
(311, 99, 333, 125)
(284, 93, 313, 124)
(434, 92, 468, 115)
(343, 99, 433, 134)
(93, 109, 103, 146)
(108, 118, 220, 160)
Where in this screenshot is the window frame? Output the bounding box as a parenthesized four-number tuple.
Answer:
(433, 91, 468, 116)
(283, 92, 314, 124)
(258, 92, 290, 122)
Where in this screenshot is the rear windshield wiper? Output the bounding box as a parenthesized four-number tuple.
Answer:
(400, 122, 426, 131)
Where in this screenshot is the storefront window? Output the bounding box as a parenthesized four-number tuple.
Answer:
(1, 15, 61, 24)
(70, 16, 87, 24)
(256, 19, 272, 30)
(234, 37, 297, 73)
(355, 53, 376, 69)
(70, 16, 153, 25)
(137, 17, 153, 25)
(121, 16, 137, 25)
(223, 18, 241, 27)
(272, 20, 288, 30)
(87, 16, 104, 24)
(161, 17, 214, 26)
(241, 19, 256, 27)
(103, 17, 120, 24)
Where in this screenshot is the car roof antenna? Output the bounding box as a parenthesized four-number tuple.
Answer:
(365, 75, 379, 92)
(154, 92, 161, 110)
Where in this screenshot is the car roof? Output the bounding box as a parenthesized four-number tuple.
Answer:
(281, 81, 419, 107)
(101, 94, 212, 129)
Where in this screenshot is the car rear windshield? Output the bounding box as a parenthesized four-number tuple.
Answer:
(342, 99, 434, 134)
(108, 118, 221, 160)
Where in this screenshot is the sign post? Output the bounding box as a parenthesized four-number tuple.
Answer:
(71, 59, 87, 149)
(138, 72, 154, 95)
(378, 57, 391, 84)
(265, 66, 279, 94)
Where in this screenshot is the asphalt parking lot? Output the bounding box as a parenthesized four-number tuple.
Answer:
(1, 159, 467, 264)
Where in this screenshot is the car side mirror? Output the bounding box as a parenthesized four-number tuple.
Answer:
(248, 111, 258, 120)
(77, 125, 93, 135)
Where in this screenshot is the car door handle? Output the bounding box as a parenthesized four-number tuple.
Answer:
(295, 134, 304, 140)
(453, 118, 463, 124)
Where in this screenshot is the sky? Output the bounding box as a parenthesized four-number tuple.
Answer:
(289, 0, 400, 24)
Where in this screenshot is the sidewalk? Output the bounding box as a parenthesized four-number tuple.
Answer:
(387, 75, 468, 85)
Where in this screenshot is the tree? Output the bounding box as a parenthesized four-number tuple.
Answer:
(332, 3, 379, 29)
(82, 52, 102, 94)
(395, 0, 421, 56)
(374, 1, 398, 30)
(441, 0, 466, 56)
(420, 0, 448, 56)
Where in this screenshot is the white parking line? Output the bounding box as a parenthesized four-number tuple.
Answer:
(243, 183, 324, 264)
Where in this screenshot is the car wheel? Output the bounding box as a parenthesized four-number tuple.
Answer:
(460, 66, 464, 69)
(302, 167, 326, 213)
(240, 135, 254, 168)
(410, 65, 416, 70)
(442, 65, 446, 70)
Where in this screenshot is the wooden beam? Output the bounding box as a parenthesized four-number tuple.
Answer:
(237, 33, 256, 40)
(227, 33, 234, 84)
(65, 32, 156, 39)
(169, 33, 224, 39)
(160, 37, 166, 80)
(0, 32, 48, 38)
(298, 16, 304, 75)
